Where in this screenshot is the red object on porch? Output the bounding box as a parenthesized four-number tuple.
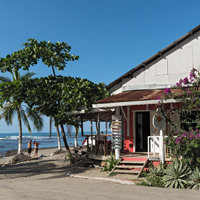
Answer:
(122, 157, 147, 161)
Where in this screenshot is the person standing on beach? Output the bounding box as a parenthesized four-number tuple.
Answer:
(33, 141, 40, 157)
(27, 140, 32, 157)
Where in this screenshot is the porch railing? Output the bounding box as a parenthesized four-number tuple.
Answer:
(85, 135, 112, 156)
(147, 135, 176, 160)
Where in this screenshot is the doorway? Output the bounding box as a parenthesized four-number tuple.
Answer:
(135, 112, 150, 152)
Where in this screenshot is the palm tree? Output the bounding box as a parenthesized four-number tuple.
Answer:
(0, 69, 43, 154)
(49, 117, 62, 150)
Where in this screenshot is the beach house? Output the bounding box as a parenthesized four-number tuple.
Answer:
(76, 24, 200, 175)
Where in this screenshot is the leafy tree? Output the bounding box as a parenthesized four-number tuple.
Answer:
(0, 39, 79, 73)
(19, 75, 108, 154)
(21, 39, 80, 152)
(0, 39, 109, 155)
(0, 69, 43, 154)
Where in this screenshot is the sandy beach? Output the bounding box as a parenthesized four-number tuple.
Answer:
(0, 146, 141, 181)
(0, 147, 63, 164)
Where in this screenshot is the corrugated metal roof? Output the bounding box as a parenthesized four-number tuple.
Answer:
(96, 89, 179, 104)
(106, 24, 200, 90)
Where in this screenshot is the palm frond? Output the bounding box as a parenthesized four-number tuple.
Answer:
(26, 108, 43, 132)
(20, 71, 35, 81)
(20, 108, 32, 134)
(12, 68, 21, 81)
(0, 102, 17, 125)
(0, 76, 11, 83)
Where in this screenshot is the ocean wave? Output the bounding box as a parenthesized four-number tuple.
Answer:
(4, 135, 58, 140)
(0, 138, 5, 140)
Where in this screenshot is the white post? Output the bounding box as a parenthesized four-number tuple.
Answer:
(153, 135, 155, 158)
(90, 120, 93, 151)
(115, 107, 120, 160)
(160, 129, 164, 164)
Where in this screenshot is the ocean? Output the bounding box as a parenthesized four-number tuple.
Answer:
(0, 131, 95, 157)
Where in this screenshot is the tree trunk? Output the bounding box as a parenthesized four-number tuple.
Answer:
(56, 125, 61, 150)
(60, 123, 71, 154)
(74, 128, 78, 148)
(49, 116, 52, 138)
(17, 109, 22, 154)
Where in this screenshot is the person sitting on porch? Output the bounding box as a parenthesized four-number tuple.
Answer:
(100, 131, 104, 141)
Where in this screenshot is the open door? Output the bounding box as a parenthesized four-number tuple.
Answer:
(135, 112, 150, 152)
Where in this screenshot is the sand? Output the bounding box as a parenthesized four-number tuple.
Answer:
(0, 146, 141, 181)
(0, 147, 60, 163)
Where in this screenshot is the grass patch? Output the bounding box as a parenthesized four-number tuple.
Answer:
(109, 172, 117, 176)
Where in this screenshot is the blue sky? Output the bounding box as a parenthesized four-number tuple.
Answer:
(0, 0, 200, 133)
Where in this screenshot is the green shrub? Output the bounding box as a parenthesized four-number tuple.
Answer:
(162, 160, 191, 189)
(145, 162, 165, 187)
(101, 153, 119, 172)
(139, 162, 166, 187)
(188, 167, 200, 190)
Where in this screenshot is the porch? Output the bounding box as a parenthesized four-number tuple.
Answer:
(86, 134, 172, 162)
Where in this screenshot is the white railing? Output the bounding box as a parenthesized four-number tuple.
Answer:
(148, 135, 176, 160)
(148, 136, 161, 160)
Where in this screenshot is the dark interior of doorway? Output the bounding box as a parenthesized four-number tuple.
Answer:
(135, 112, 150, 152)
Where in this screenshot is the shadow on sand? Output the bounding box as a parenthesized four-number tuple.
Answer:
(0, 156, 97, 180)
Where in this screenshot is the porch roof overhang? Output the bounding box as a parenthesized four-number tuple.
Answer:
(93, 99, 179, 109)
(93, 89, 181, 109)
(66, 108, 115, 122)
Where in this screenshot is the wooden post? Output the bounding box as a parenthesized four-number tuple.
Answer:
(96, 121, 98, 134)
(95, 135, 97, 155)
(104, 135, 107, 156)
(105, 121, 107, 135)
(115, 107, 120, 159)
(87, 135, 89, 154)
(98, 113, 100, 135)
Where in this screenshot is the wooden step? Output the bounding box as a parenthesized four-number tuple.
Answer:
(115, 165, 143, 169)
(121, 160, 145, 164)
(114, 169, 141, 174)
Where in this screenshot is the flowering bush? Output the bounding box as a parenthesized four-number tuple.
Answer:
(158, 68, 200, 169)
(164, 130, 200, 168)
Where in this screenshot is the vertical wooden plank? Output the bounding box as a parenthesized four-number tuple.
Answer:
(132, 111, 136, 153)
(105, 121, 107, 135)
(98, 113, 100, 135)
(95, 135, 97, 155)
(104, 136, 107, 156)
(87, 135, 89, 154)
